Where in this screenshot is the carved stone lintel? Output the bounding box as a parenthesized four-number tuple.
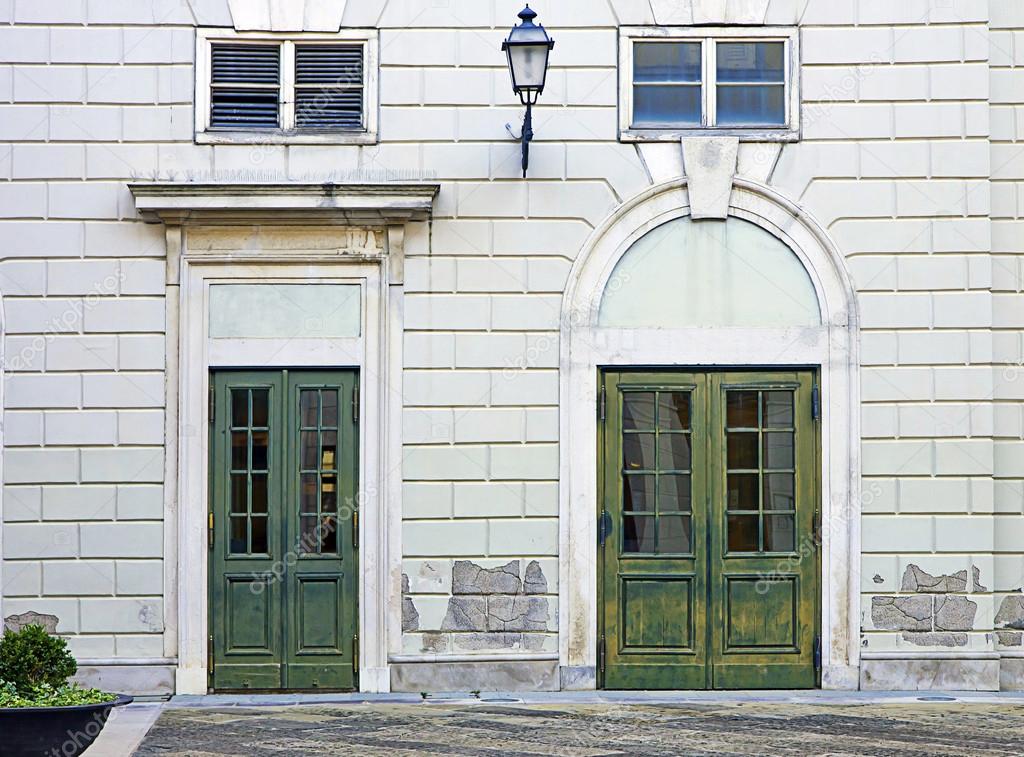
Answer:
(681, 137, 739, 220)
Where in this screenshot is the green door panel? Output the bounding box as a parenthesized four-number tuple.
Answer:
(600, 373, 709, 690)
(599, 370, 819, 691)
(210, 370, 358, 692)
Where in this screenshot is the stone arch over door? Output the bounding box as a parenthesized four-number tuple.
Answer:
(557, 177, 862, 690)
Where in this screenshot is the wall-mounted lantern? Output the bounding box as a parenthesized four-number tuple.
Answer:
(502, 5, 555, 178)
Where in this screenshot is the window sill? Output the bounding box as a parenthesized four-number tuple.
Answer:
(620, 127, 800, 143)
(196, 130, 379, 146)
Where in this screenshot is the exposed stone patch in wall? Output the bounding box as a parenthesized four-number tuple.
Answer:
(487, 597, 548, 632)
(871, 596, 932, 631)
(453, 560, 521, 595)
(401, 574, 420, 633)
(430, 560, 551, 651)
(901, 565, 986, 593)
(4, 611, 58, 634)
(996, 631, 1023, 647)
(934, 596, 977, 632)
(872, 565, 982, 647)
(441, 597, 486, 631)
(524, 561, 548, 594)
(995, 595, 1024, 631)
(901, 632, 968, 647)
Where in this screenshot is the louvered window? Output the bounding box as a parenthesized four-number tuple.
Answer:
(210, 43, 281, 129)
(202, 36, 372, 138)
(294, 45, 364, 130)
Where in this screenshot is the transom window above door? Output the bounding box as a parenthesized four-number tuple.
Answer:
(195, 29, 379, 145)
(619, 27, 800, 141)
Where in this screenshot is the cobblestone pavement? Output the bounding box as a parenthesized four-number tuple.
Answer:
(134, 700, 1024, 756)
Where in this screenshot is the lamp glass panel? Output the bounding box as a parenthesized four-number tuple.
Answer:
(508, 44, 549, 90)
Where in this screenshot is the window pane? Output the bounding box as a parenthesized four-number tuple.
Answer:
(727, 473, 759, 511)
(763, 432, 794, 470)
(658, 392, 690, 431)
(727, 514, 759, 552)
(321, 474, 337, 514)
(764, 473, 795, 511)
(765, 514, 796, 552)
(321, 516, 338, 553)
(322, 389, 339, 428)
(231, 432, 248, 470)
(251, 516, 268, 554)
(659, 433, 691, 472)
(251, 389, 269, 428)
(633, 85, 701, 126)
(599, 217, 821, 329)
(231, 389, 248, 427)
(229, 516, 248, 554)
(251, 431, 269, 471)
(658, 515, 691, 553)
(716, 84, 785, 126)
(623, 515, 656, 553)
(659, 474, 691, 513)
(624, 433, 657, 471)
(300, 390, 319, 427)
(726, 391, 759, 428)
(301, 431, 319, 470)
(624, 474, 656, 512)
(252, 473, 268, 514)
(300, 515, 318, 554)
(635, 42, 702, 83)
(623, 393, 656, 431)
(231, 474, 248, 514)
(321, 431, 338, 470)
(716, 42, 785, 83)
(763, 391, 794, 428)
(300, 473, 318, 514)
(727, 432, 759, 470)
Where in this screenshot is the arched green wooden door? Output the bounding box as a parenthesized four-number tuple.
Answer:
(599, 370, 819, 690)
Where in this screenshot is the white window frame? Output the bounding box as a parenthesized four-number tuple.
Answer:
(619, 26, 800, 143)
(195, 28, 379, 145)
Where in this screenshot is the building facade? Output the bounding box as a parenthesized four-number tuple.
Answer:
(1, 0, 1023, 695)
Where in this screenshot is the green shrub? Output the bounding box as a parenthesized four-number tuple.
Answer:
(0, 625, 77, 696)
(0, 680, 115, 708)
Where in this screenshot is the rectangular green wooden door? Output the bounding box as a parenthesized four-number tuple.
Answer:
(209, 370, 358, 691)
(600, 370, 819, 690)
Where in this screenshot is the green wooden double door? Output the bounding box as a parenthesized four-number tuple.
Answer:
(599, 370, 820, 690)
(209, 370, 359, 691)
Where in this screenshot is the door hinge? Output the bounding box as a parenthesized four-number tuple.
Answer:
(352, 509, 359, 550)
(813, 508, 821, 546)
(208, 635, 215, 676)
(208, 384, 215, 424)
(598, 510, 613, 548)
(598, 384, 607, 422)
(811, 384, 821, 422)
(353, 634, 359, 672)
(352, 383, 360, 424)
(813, 635, 822, 674)
(208, 511, 214, 549)
(598, 634, 606, 674)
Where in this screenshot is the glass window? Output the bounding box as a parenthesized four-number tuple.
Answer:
(598, 217, 821, 329)
(716, 42, 786, 125)
(627, 35, 793, 132)
(632, 42, 702, 127)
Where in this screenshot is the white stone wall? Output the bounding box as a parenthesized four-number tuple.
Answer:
(0, 0, 1020, 685)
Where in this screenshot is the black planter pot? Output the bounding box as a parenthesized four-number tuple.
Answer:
(0, 694, 133, 757)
